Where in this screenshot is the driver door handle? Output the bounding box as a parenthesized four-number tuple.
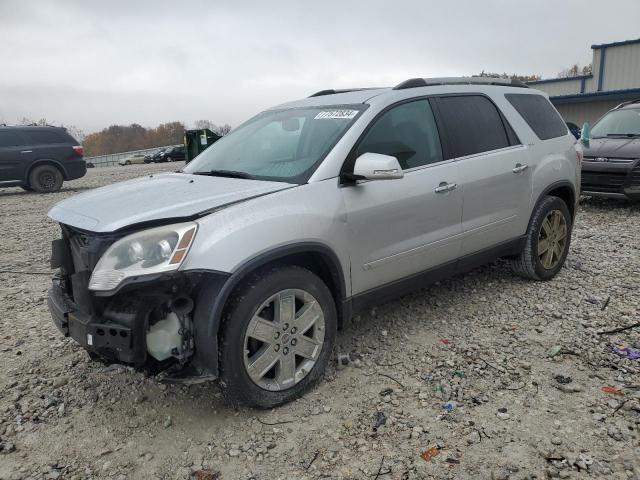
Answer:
(512, 163, 529, 174)
(435, 182, 458, 193)
(20, 150, 33, 154)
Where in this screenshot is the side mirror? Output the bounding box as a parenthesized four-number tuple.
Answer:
(352, 152, 404, 181)
(580, 122, 590, 147)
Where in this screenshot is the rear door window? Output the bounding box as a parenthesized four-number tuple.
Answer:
(505, 93, 567, 140)
(0, 130, 25, 147)
(23, 129, 67, 145)
(436, 95, 512, 158)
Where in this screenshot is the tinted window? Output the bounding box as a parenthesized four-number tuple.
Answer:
(23, 130, 67, 145)
(505, 93, 567, 140)
(437, 95, 511, 158)
(0, 130, 24, 147)
(356, 99, 443, 170)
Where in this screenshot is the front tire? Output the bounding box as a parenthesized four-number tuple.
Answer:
(510, 195, 572, 280)
(28, 165, 63, 193)
(219, 265, 337, 408)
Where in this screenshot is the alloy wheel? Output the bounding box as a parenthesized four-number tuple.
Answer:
(537, 209, 568, 269)
(243, 289, 325, 391)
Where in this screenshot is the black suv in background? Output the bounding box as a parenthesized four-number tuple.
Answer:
(0, 125, 86, 193)
(157, 145, 186, 162)
(581, 100, 640, 201)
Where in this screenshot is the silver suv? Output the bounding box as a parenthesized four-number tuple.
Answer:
(47, 77, 580, 407)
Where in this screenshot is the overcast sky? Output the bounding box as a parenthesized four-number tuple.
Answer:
(1, 0, 639, 134)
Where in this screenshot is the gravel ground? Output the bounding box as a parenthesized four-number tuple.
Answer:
(0, 163, 639, 480)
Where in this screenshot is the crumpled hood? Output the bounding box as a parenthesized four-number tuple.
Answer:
(48, 172, 293, 232)
(584, 137, 640, 158)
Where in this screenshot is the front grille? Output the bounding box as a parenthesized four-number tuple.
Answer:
(631, 164, 640, 187)
(583, 157, 635, 165)
(581, 171, 627, 193)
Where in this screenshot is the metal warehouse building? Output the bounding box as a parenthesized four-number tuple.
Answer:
(528, 38, 640, 126)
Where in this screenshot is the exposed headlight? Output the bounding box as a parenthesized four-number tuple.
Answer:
(89, 222, 198, 291)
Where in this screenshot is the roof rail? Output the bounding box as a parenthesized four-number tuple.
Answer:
(23, 123, 60, 128)
(308, 88, 378, 97)
(393, 77, 529, 90)
(614, 98, 640, 109)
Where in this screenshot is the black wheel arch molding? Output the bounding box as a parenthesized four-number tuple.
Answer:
(189, 241, 348, 376)
(25, 158, 68, 182)
(533, 180, 577, 221)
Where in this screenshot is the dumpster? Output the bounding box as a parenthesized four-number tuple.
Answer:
(184, 129, 221, 164)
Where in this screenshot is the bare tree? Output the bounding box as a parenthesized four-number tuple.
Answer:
(194, 119, 215, 130)
(558, 63, 592, 78)
(216, 124, 232, 136)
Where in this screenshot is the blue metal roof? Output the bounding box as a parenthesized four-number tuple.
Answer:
(549, 88, 640, 104)
(591, 38, 640, 49)
(528, 74, 592, 85)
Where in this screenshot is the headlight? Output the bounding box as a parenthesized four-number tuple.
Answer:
(89, 222, 198, 291)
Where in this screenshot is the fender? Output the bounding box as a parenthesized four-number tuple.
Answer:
(25, 158, 68, 182)
(190, 241, 347, 376)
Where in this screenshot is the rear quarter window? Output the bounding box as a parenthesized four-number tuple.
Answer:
(22, 129, 68, 145)
(505, 94, 568, 140)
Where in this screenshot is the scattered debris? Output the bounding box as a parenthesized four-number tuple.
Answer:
(601, 296, 610, 310)
(597, 321, 640, 335)
(611, 345, 640, 360)
(601, 386, 624, 396)
(440, 339, 451, 345)
(336, 353, 350, 369)
(193, 469, 220, 480)
(379, 388, 394, 397)
(442, 401, 456, 412)
(547, 345, 562, 358)
(554, 375, 572, 384)
(420, 446, 440, 462)
(372, 411, 387, 432)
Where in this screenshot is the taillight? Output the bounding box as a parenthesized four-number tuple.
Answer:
(574, 144, 583, 165)
(73, 145, 84, 156)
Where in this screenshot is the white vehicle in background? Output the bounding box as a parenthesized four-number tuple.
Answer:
(118, 153, 148, 166)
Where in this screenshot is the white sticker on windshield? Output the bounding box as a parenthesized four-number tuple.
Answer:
(314, 110, 359, 120)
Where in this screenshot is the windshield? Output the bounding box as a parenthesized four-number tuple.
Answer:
(591, 108, 640, 137)
(183, 106, 365, 183)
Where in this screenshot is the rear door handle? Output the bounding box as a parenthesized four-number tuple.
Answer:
(20, 150, 33, 154)
(512, 163, 529, 174)
(435, 182, 458, 193)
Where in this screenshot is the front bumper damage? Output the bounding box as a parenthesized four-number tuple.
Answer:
(47, 225, 230, 381)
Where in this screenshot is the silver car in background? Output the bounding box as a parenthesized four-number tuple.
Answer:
(47, 77, 580, 407)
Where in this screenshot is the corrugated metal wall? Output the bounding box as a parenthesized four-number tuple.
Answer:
(528, 40, 640, 124)
(555, 99, 619, 126)
(534, 79, 582, 96)
(601, 43, 640, 91)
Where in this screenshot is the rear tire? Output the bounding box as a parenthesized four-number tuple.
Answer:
(218, 265, 337, 408)
(29, 165, 63, 193)
(510, 195, 572, 281)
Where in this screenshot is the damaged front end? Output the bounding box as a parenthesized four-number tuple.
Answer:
(47, 224, 227, 382)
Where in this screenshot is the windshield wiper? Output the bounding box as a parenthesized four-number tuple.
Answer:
(192, 169, 254, 179)
(606, 133, 640, 138)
